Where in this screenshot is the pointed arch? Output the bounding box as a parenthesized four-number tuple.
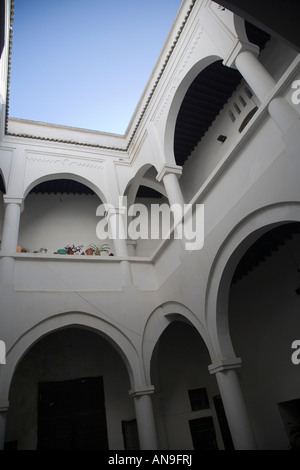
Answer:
(123, 164, 165, 207)
(23, 173, 107, 203)
(164, 55, 222, 166)
(142, 301, 212, 384)
(206, 202, 300, 363)
(0, 311, 144, 401)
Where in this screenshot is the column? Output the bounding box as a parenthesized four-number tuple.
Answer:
(209, 360, 257, 450)
(0, 197, 23, 285)
(107, 206, 128, 257)
(157, 165, 184, 208)
(235, 50, 276, 103)
(235, 50, 299, 133)
(107, 206, 134, 286)
(1, 197, 23, 252)
(127, 239, 137, 257)
(0, 401, 9, 450)
(268, 97, 299, 134)
(157, 165, 186, 247)
(129, 386, 158, 450)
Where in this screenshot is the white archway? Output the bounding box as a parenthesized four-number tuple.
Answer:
(0, 311, 144, 402)
(23, 172, 107, 204)
(142, 301, 212, 384)
(205, 202, 300, 362)
(122, 164, 162, 207)
(163, 55, 222, 166)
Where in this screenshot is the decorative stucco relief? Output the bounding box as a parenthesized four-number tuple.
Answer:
(26, 154, 104, 170)
(153, 24, 204, 125)
(173, 24, 204, 84)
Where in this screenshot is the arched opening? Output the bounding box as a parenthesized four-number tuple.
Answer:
(0, 171, 5, 194)
(172, 22, 270, 202)
(174, 60, 242, 167)
(124, 166, 165, 205)
(228, 222, 300, 450)
(173, 20, 270, 168)
(18, 178, 111, 255)
(150, 320, 233, 450)
(123, 166, 167, 257)
(4, 327, 136, 450)
(172, 58, 247, 205)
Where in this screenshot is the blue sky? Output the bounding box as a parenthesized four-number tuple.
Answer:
(9, 0, 183, 134)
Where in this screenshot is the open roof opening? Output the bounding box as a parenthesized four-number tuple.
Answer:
(8, 0, 182, 135)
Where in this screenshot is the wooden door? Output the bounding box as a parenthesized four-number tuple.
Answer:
(37, 376, 109, 450)
(189, 416, 218, 450)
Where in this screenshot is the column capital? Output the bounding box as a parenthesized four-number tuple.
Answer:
(3, 196, 24, 208)
(106, 205, 127, 219)
(0, 401, 9, 413)
(223, 39, 259, 69)
(156, 164, 182, 183)
(208, 357, 242, 375)
(126, 239, 137, 247)
(129, 385, 155, 398)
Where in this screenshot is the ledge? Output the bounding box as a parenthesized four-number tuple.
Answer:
(0, 252, 152, 263)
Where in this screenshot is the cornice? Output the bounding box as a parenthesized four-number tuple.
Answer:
(5, 130, 128, 152)
(5, 0, 14, 132)
(5, 0, 197, 152)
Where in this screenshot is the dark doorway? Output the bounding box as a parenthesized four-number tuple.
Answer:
(189, 416, 218, 450)
(37, 376, 109, 450)
(122, 419, 140, 450)
(278, 398, 300, 450)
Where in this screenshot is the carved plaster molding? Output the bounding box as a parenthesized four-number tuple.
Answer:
(153, 24, 204, 125)
(26, 154, 104, 170)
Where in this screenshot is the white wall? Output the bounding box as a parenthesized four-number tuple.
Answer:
(18, 193, 169, 257)
(6, 327, 135, 450)
(19, 193, 111, 255)
(259, 38, 298, 83)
